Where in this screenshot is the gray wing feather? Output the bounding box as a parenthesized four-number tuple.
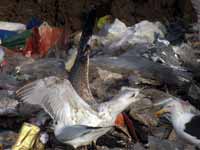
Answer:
(56, 125, 110, 141)
(16, 76, 92, 124)
(56, 125, 97, 141)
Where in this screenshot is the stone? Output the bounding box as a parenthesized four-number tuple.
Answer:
(148, 136, 184, 150)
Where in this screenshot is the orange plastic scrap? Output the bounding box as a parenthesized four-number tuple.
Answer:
(56, 27, 69, 50)
(23, 27, 40, 57)
(23, 22, 63, 58)
(38, 23, 63, 57)
(115, 113, 125, 127)
(23, 37, 34, 57)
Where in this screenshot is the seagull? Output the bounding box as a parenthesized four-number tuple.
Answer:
(155, 99, 200, 148)
(16, 76, 140, 148)
(16, 6, 142, 149)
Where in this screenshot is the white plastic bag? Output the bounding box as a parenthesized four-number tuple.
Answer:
(0, 21, 26, 32)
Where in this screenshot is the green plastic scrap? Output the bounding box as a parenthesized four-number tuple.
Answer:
(97, 15, 112, 30)
(2, 30, 32, 49)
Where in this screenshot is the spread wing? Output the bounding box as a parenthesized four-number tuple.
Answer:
(16, 76, 94, 124)
(55, 125, 110, 141)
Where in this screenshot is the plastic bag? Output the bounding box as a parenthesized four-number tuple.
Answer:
(38, 22, 63, 57)
(1, 30, 32, 49)
(0, 21, 26, 32)
(0, 30, 17, 41)
(23, 22, 63, 57)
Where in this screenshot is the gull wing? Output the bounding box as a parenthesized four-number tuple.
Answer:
(55, 125, 110, 141)
(16, 76, 94, 124)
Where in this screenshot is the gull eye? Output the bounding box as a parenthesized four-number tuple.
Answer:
(166, 104, 173, 109)
(131, 93, 136, 97)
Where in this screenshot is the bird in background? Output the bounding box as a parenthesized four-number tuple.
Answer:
(155, 99, 200, 149)
(16, 77, 140, 148)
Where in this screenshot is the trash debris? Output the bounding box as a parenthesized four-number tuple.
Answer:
(97, 15, 113, 30)
(95, 19, 166, 54)
(0, 30, 17, 42)
(0, 21, 26, 32)
(33, 132, 48, 150)
(12, 122, 40, 150)
(2, 29, 32, 49)
(0, 4, 200, 149)
(36, 22, 63, 57)
(22, 22, 64, 57)
(26, 17, 43, 30)
(1, 22, 64, 58)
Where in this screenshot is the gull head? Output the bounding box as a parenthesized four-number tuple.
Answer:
(155, 99, 191, 118)
(98, 87, 141, 125)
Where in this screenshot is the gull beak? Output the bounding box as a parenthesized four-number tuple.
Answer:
(155, 108, 170, 118)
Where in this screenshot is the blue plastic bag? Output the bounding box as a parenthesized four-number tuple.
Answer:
(0, 29, 17, 40)
(26, 17, 43, 29)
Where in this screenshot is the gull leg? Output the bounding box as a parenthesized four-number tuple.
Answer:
(77, 146, 87, 150)
(87, 141, 97, 150)
(114, 125, 131, 139)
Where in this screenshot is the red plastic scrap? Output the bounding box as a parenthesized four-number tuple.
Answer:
(23, 24, 64, 57)
(39, 26, 63, 57)
(115, 113, 126, 127)
(56, 27, 69, 50)
(23, 28, 40, 57)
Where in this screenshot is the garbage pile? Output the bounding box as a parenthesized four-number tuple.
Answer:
(0, 11, 200, 150)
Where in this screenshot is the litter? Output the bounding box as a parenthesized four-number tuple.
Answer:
(0, 5, 200, 149)
(12, 123, 40, 150)
(0, 21, 26, 32)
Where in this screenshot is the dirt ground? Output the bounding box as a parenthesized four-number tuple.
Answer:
(0, 0, 196, 32)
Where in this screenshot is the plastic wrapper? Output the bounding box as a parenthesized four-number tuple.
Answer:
(115, 113, 125, 127)
(12, 123, 40, 150)
(2, 30, 32, 49)
(23, 22, 63, 57)
(26, 17, 43, 30)
(96, 19, 166, 52)
(97, 15, 113, 30)
(0, 21, 26, 32)
(38, 22, 63, 57)
(0, 30, 17, 41)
